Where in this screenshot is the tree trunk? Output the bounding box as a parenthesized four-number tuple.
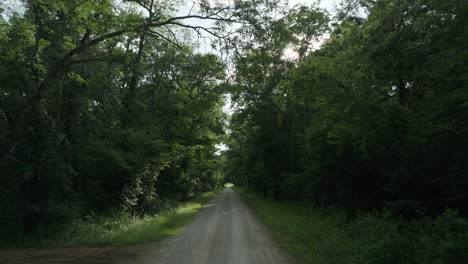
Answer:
(398, 76, 406, 105)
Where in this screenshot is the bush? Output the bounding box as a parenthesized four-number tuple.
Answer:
(410, 209, 468, 264)
(1, 189, 220, 248)
(236, 188, 468, 264)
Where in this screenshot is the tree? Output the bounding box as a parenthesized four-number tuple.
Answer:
(0, 0, 235, 235)
(225, 2, 330, 199)
(226, 0, 468, 217)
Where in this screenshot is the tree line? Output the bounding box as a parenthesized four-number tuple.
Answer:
(0, 0, 243, 238)
(224, 0, 468, 218)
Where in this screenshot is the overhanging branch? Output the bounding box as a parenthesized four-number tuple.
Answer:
(32, 9, 239, 103)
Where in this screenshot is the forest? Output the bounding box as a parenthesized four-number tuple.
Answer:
(0, 0, 467, 260)
(225, 0, 468, 217)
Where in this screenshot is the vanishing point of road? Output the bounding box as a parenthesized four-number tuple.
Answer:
(151, 187, 291, 264)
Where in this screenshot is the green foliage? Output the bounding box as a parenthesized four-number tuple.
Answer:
(0, 0, 227, 240)
(236, 188, 468, 264)
(1, 189, 220, 248)
(226, 0, 468, 217)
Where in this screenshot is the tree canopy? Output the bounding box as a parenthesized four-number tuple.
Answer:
(224, 0, 468, 217)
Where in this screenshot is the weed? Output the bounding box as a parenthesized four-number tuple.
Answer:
(235, 187, 468, 264)
(3, 189, 221, 248)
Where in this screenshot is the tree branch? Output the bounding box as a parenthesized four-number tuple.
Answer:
(30, 9, 239, 104)
(147, 28, 184, 50)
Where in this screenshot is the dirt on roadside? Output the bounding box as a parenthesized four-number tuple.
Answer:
(0, 242, 164, 264)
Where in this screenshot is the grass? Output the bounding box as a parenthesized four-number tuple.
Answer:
(235, 187, 468, 264)
(10, 189, 221, 248)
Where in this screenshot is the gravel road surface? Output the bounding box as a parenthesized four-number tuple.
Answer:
(151, 187, 291, 264)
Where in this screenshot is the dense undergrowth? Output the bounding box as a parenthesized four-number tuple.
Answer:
(1, 189, 220, 248)
(235, 188, 468, 264)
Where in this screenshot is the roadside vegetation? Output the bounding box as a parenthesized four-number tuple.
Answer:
(225, 0, 468, 263)
(2, 189, 220, 248)
(236, 188, 468, 264)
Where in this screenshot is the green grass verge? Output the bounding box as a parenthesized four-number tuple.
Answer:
(234, 187, 468, 264)
(12, 189, 221, 248)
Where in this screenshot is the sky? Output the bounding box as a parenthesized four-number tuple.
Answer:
(176, 0, 340, 15)
(0, 0, 21, 19)
(1, 0, 340, 21)
(174, 0, 340, 52)
(291, 0, 339, 11)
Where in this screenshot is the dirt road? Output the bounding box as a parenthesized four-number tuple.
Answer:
(0, 188, 291, 264)
(152, 187, 291, 264)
